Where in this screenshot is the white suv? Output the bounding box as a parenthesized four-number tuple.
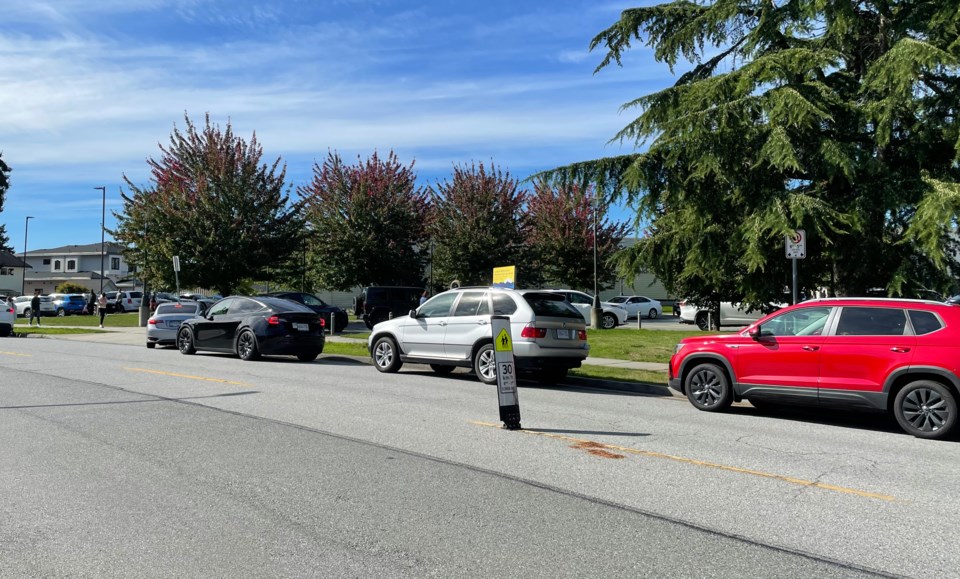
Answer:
(368, 287, 590, 384)
(539, 290, 629, 329)
(0, 299, 14, 337)
(112, 291, 143, 313)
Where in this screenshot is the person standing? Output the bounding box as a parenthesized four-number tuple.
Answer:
(29, 289, 42, 327)
(97, 292, 108, 328)
(419, 290, 430, 306)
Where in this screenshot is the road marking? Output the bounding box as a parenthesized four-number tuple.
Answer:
(470, 420, 895, 502)
(0, 351, 32, 357)
(125, 367, 249, 386)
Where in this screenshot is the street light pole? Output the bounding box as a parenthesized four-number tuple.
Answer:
(21, 216, 34, 296)
(591, 190, 602, 330)
(95, 186, 106, 294)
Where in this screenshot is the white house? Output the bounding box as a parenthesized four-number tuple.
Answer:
(0, 250, 31, 297)
(22, 242, 128, 295)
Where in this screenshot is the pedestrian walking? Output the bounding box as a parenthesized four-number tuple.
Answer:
(97, 292, 108, 328)
(87, 291, 96, 315)
(29, 289, 42, 327)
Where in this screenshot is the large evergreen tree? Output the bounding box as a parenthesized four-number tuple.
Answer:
(542, 1, 960, 306)
(0, 153, 11, 252)
(430, 162, 528, 288)
(112, 114, 302, 296)
(527, 180, 629, 291)
(299, 151, 430, 290)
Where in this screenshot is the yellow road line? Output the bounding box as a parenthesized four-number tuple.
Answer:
(0, 351, 32, 357)
(470, 420, 895, 502)
(125, 367, 248, 386)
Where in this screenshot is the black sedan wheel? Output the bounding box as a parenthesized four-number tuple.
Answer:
(894, 380, 957, 440)
(685, 362, 732, 411)
(177, 328, 196, 355)
(237, 330, 261, 361)
(373, 336, 402, 373)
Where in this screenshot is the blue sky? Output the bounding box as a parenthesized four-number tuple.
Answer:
(1, 0, 669, 252)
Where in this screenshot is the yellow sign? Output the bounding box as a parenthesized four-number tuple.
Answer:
(495, 328, 513, 352)
(492, 265, 516, 289)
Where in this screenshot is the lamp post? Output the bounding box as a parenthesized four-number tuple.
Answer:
(95, 186, 106, 293)
(590, 191, 602, 329)
(21, 216, 34, 296)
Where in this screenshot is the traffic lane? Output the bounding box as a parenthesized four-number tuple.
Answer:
(0, 369, 873, 577)
(1, 338, 956, 576)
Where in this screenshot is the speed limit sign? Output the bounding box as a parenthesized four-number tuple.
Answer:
(785, 229, 806, 259)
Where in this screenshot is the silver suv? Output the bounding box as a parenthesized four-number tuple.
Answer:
(368, 287, 590, 384)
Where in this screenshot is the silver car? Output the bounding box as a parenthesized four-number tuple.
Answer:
(368, 287, 590, 384)
(146, 301, 204, 348)
(13, 295, 56, 318)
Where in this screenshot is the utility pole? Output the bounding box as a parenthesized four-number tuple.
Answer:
(95, 186, 106, 294)
(21, 216, 34, 295)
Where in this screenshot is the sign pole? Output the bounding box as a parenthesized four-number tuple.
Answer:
(491, 315, 521, 430)
(785, 230, 806, 305)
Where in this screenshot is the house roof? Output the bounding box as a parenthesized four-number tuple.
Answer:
(26, 242, 126, 256)
(0, 251, 31, 268)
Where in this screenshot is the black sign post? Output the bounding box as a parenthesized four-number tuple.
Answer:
(491, 315, 521, 430)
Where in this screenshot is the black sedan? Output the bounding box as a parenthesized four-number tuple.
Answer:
(259, 291, 348, 333)
(177, 296, 325, 361)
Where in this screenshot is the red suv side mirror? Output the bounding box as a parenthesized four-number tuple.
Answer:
(748, 326, 761, 340)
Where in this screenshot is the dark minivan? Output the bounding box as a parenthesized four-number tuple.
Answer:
(358, 286, 424, 329)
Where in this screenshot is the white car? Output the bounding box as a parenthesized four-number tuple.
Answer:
(110, 290, 144, 313)
(368, 287, 590, 385)
(678, 299, 783, 330)
(0, 300, 14, 337)
(13, 295, 56, 318)
(539, 290, 629, 329)
(606, 295, 663, 319)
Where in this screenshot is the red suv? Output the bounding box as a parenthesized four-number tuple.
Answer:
(669, 298, 960, 440)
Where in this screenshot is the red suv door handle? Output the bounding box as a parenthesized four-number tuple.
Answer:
(802, 345, 819, 351)
(890, 347, 911, 353)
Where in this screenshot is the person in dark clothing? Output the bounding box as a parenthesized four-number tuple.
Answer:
(29, 289, 42, 327)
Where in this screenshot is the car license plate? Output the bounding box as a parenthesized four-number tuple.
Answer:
(294, 323, 309, 331)
(556, 329, 570, 339)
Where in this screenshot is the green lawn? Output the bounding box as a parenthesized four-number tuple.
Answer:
(585, 328, 703, 364)
(16, 313, 142, 328)
(328, 328, 698, 366)
(13, 327, 107, 336)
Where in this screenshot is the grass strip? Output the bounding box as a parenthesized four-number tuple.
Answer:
(13, 327, 107, 336)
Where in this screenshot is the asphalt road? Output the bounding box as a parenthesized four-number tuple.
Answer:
(1, 337, 956, 577)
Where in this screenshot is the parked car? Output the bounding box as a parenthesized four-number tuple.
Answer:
(176, 296, 326, 361)
(13, 295, 56, 318)
(368, 287, 589, 385)
(259, 291, 348, 333)
(358, 286, 425, 329)
(49, 293, 89, 316)
(678, 299, 783, 330)
(539, 289, 629, 329)
(112, 291, 143, 313)
(669, 297, 960, 439)
(606, 295, 663, 319)
(0, 300, 14, 337)
(146, 301, 205, 348)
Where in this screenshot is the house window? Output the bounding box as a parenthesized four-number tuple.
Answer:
(0, 267, 12, 276)
(67, 259, 77, 271)
(42, 258, 51, 265)
(54, 260, 62, 271)
(111, 257, 121, 270)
